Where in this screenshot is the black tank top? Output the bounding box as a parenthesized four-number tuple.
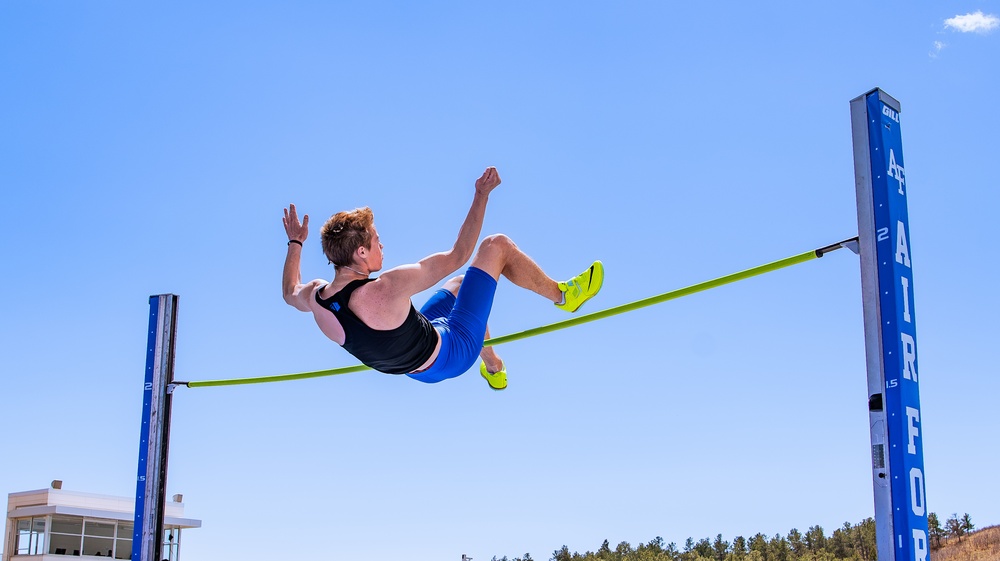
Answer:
(316, 279, 438, 374)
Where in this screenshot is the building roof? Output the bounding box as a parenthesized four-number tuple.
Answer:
(6, 489, 200, 529)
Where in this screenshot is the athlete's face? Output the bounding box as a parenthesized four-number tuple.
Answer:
(364, 225, 384, 272)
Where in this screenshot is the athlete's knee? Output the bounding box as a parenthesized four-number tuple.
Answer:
(471, 234, 517, 277)
(478, 233, 516, 256)
(443, 275, 464, 296)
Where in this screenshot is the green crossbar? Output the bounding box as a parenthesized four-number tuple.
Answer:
(183, 238, 855, 388)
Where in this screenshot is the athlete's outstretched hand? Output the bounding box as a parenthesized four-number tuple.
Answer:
(475, 166, 501, 196)
(283, 204, 309, 244)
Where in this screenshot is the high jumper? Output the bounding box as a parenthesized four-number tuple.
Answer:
(280, 166, 604, 390)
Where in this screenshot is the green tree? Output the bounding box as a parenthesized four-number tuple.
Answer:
(692, 538, 713, 560)
(635, 537, 664, 561)
(552, 545, 572, 561)
(927, 512, 944, 549)
(804, 526, 826, 553)
(960, 513, 974, 535)
(826, 523, 852, 559)
(785, 529, 804, 558)
(854, 517, 876, 561)
(946, 513, 964, 541)
(712, 534, 729, 561)
(598, 540, 611, 559)
(767, 534, 788, 561)
(748, 534, 768, 561)
(798, 552, 837, 561)
(731, 536, 747, 557)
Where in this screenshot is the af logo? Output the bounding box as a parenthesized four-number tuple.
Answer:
(888, 149, 905, 196)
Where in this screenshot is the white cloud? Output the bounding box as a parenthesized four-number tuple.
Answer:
(944, 10, 999, 33)
(929, 40, 947, 58)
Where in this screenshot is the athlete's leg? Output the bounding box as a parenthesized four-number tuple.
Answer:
(479, 325, 504, 374)
(433, 235, 601, 388)
(440, 275, 464, 297)
(469, 234, 563, 303)
(441, 275, 504, 374)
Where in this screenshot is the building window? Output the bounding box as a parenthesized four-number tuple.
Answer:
(15, 517, 46, 555)
(9, 516, 160, 559)
(162, 527, 181, 561)
(114, 522, 133, 560)
(82, 520, 115, 557)
(49, 516, 83, 556)
(40, 516, 133, 558)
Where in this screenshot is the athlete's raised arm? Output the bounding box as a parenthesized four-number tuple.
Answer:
(379, 167, 501, 297)
(281, 203, 321, 311)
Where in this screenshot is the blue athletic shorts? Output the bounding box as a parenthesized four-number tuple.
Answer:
(406, 266, 497, 384)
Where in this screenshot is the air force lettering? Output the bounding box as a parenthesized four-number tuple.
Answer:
(854, 89, 928, 561)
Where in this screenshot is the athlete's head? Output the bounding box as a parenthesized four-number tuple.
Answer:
(321, 207, 376, 267)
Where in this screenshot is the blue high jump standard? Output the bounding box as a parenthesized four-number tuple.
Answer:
(132, 294, 178, 561)
(852, 88, 928, 561)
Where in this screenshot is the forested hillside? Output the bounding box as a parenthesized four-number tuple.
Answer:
(930, 525, 1000, 561)
(488, 512, 988, 561)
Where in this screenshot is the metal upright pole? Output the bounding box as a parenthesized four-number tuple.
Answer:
(132, 294, 179, 561)
(852, 89, 929, 561)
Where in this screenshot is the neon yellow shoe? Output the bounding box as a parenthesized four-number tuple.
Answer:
(555, 261, 604, 312)
(480, 361, 507, 391)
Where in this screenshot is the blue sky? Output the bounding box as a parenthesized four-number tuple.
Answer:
(2, 2, 998, 560)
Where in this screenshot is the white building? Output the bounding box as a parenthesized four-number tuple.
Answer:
(4, 483, 200, 561)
